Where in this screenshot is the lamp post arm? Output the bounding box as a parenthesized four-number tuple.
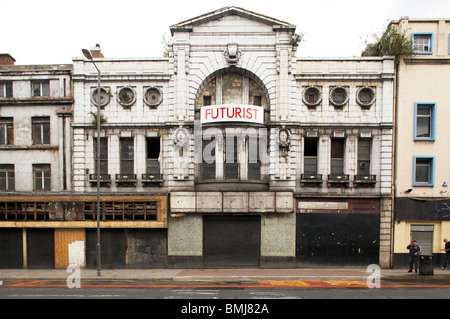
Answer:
(82, 48, 102, 277)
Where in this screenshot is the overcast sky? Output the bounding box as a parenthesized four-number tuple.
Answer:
(3, 0, 450, 65)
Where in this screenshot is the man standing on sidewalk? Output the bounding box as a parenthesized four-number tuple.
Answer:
(407, 240, 422, 273)
(441, 238, 450, 270)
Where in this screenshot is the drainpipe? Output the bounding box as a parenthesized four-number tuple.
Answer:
(390, 58, 399, 269)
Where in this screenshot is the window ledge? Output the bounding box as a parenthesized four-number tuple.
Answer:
(0, 97, 73, 105)
(195, 179, 269, 191)
(414, 138, 435, 142)
(0, 145, 58, 151)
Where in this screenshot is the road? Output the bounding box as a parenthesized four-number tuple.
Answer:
(1, 278, 450, 299)
(2, 286, 450, 299)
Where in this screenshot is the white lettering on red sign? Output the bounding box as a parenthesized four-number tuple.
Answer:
(201, 105, 264, 124)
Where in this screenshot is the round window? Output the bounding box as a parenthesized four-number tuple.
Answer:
(302, 86, 322, 108)
(144, 87, 163, 107)
(329, 86, 348, 108)
(117, 87, 136, 108)
(91, 87, 110, 109)
(356, 86, 376, 108)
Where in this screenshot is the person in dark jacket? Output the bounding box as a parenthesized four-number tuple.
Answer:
(441, 238, 450, 270)
(407, 240, 422, 273)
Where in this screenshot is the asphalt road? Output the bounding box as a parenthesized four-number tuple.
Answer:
(1, 278, 450, 299)
(1, 286, 450, 299)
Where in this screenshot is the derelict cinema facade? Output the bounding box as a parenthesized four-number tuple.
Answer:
(166, 7, 394, 268)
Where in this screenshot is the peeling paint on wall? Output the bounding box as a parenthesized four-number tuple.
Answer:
(14, 117, 31, 146)
(68, 240, 85, 267)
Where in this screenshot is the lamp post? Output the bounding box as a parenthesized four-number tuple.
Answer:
(82, 48, 101, 277)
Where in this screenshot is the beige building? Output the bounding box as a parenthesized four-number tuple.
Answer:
(392, 17, 450, 267)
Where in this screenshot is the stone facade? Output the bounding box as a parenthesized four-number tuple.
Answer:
(0, 63, 73, 193)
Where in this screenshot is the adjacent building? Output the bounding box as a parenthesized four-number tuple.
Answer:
(293, 56, 394, 268)
(392, 17, 450, 267)
(72, 45, 170, 269)
(0, 55, 73, 268)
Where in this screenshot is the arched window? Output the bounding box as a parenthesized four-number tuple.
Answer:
(195, 69, 270, 188)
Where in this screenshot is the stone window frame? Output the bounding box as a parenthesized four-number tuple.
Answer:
(144, 87, 163, 108)
(117, 86, 137, 109)
(91, 87, 111, 109)
(356, 86, 376, 109)
(329, 86, 349, 108)
(302, 86, 322, 108)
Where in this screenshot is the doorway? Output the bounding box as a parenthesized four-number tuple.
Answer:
(411, 225, 434, 255)
(203, 215, 261, 267)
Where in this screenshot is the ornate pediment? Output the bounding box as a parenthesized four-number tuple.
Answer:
(170, 6, 296, 35)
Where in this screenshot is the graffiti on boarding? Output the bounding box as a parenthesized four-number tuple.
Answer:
(434, 202, 450, 219)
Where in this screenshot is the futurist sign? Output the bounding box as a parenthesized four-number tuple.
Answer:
(201, 104, 264, 124)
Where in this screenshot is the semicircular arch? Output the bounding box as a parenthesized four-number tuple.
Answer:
(194, 67, 271, 110)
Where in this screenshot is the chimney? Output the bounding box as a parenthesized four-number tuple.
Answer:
(0, 54, 16, 65)
(90, 44, 104, 58)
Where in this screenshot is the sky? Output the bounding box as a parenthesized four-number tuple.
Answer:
(2, 0, 450, 65)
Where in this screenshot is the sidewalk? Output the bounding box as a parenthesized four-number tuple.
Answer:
(1, 267, 449, 281)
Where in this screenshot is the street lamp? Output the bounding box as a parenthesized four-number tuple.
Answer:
(82, 48, 101, 277)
